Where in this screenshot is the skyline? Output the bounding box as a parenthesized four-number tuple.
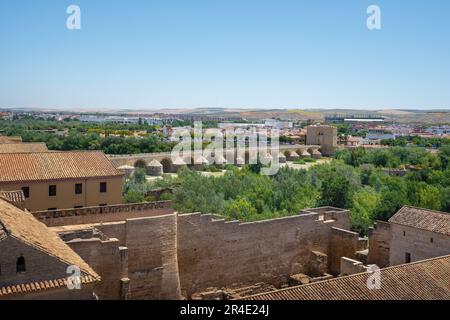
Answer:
(1, 1, 450, 110)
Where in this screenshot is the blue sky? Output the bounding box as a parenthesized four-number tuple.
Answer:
(0, 0, 449, 110)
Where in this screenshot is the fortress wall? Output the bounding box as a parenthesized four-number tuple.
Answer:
(33, 201, 173, 227)
(96, 221, 127, 246)
(328, 227, 360, 275)
(66, 237, 124, 300)
(125, 214, 181, 300)
(367, 221, 391, 268)
(176, 212, 340, 298)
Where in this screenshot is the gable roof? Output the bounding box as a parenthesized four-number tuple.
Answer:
(389, 206, 450, 236)
(0, 198, 98, 279)
(0, 151, 123, 183)
(245, 255, 450, 300)
(0, 143, 48, 153)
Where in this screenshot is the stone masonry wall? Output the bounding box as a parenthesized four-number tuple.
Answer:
(367, 221, 391, 268)
(328, 227, 360, 275)
(33, 201, 173, 227)
(0, 237, 78, 287)
(64, 235, 125, 300)
(389, 224, 450, 266)
(176, 211, 347, 298)
(125, 214, 181, 300)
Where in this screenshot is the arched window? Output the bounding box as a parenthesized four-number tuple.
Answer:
(16, 256, 26, 273)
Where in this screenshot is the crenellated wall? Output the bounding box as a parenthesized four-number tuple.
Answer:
(53, 206, 354, 300)
(176, 208, 350, 297)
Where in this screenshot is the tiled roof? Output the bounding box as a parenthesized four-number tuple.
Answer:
(0, 151, 123, 183)
(0, 143, 48, 153)
(0, 275, 98, 298)
(0, 136, 22, 144)
(0, 190, 25, 205)
(0, 198, 99, 280)
(245, 255, 450, 300)
(389, 206, 450, 236)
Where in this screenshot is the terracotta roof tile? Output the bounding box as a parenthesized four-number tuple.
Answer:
(389, 206, 450, 236)
(245, 255, 450, 300)
(0, 190, 25, 204)
(0, 143, 48, 153)
(0, 275, 98, 298)
(0, 198, 99, 279)
(0, 151, 123, 183)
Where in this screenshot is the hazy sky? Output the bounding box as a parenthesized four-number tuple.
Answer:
(0, 0, 449, 110)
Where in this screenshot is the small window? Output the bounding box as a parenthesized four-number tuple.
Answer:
(21, 187, 30, 198)
(75, 183, 83, 195)
(16, 257, 26, 273)
(47, 208, 57, 211)
(74, 206, 83, 209)
(49, 185, 57, 197)
(100, 182, 107, 193)
(405, 252, 411, 263)
(403, 231, 406, 236)
(430, 237, 434, 243)
(99, 204, 107, 207)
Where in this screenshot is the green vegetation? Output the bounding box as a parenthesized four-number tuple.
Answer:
(123, 143, 450, 236)
(0, 119, 179, 154)
(381, 136, 450, 148)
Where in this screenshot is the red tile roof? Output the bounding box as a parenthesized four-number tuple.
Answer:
(0, 275, 98, 298)
(0, 143, 48, 153)
(389, 206, 450, 236)
(0, 151, 123, 183)
(0, 190, 25, 204)
(245, 255, 450, 300)
(0, 198, 99, 279)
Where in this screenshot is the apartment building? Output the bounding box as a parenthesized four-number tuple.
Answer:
(0, 151, 124, 212)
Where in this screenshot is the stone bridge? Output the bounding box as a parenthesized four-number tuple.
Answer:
(108, 144, 322, 173)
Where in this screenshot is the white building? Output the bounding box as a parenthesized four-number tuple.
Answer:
(366, 128, 395, 141)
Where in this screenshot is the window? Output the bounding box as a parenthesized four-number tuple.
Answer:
(75, 183, 83, 194)
(49, 185, 57, 197)
(430, 237, 434, 243)
(74, 206, 83, 209)
(99, 204, 107, 207)
(16, 257, 26, 273)
(403, 231, 406, 236)
(100, 182, 107, 193)
(47, 208, 57, 211)
(21, 187, 30, 198)
(405, 252, 411, 263)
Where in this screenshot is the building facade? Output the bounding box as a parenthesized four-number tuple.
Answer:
(0, 151, 124, 212)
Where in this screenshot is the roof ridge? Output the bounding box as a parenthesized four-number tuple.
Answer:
(396, 205, 450, 216)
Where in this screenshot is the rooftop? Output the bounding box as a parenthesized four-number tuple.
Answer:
(0, 190, 25, 205)
(0, 198, 98, 279)
(0, 151, 123, 183)
(389, 206, 450, 236)
(245, 255, 450, 300)
(0, 142, 48, 153)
